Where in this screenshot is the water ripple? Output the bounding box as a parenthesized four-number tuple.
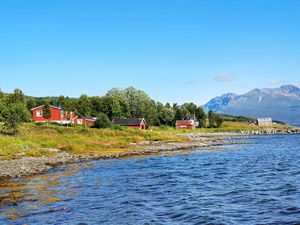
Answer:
(1, 135, 300, 224)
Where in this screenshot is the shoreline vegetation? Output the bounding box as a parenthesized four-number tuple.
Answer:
(0, 122, 299, 179)
(0, 87, 299, 179)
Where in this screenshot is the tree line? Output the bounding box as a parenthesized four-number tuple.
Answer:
(0, 87, 223, 134)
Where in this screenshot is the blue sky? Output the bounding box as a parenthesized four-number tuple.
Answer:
(0, 0, 300, 104)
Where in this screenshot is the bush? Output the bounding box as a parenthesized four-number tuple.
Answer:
(69, 123, 77, 128)
(94, 113, 111, 128)
(158, 125, 170, 130)
(0, 102, 31, 135)
(111, 124, 126, 130)
(215, 115, 224, 128)
(208, 110, 216, 128)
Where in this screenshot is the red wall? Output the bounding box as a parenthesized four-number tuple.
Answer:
(126, 120, 148, 130)
(73, 116, 95, 125)
(85, 119, 96, 125)
(176, 125, 195, 129)
(140, 120, 147, 129)
(32, 106, 75, 122)
(32, 107, 61, 122)
(127, 125, 141, 129)
(176, 120, 196, 129)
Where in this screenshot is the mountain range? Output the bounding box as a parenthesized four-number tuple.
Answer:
(204, 85, 300, 125)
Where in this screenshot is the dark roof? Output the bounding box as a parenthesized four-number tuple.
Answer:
(85, 115, 95, 120)
(75, 114, 96, 121)
(51, 103, 63, 110)
(113, 118, 147, 126)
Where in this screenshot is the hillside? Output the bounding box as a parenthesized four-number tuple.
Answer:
(204, 85, 300, 125)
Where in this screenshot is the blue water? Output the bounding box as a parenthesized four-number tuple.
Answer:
(1, 135, 300, 225)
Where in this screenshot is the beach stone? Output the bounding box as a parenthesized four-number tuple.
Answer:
(1, 130, 299, 180)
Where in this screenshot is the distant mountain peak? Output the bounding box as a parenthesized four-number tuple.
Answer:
(245, 88, 262, 95)
(204, 92, 239, 112)
(280, 85, 300, 93)
(220, 92, 238, 98)
(204, 85, 300, 125)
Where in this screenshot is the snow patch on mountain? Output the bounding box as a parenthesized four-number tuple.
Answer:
(204, 85, 300, 125)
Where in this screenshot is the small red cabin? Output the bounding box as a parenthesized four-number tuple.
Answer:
(176, 120, 196, 129)
(112, 118, 148, 130)
(31, 105, 75, 124)
(72, 115, 96, 125)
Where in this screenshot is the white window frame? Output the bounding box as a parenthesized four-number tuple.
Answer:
(36, 110, 43, 117)
(77, 119, 83, 124)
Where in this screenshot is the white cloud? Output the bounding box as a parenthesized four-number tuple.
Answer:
(213, 72, 236, 83)
(267, 80, 286, 86)
(266, 79, 300, 88)
(185, 80, 197, 85)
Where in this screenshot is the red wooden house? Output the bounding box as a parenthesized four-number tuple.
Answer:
(72, 115, 96, 125)
(31, 105, 75, 124)
(175, 120, 196, 129)
(112, 118, 148, 130)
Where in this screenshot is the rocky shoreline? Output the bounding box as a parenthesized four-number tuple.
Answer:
(0, 133, 245, 180)
(239, 128, 300, 135)
(0, 130, 299, 180)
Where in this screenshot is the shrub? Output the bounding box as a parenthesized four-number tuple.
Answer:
(0, 102, 31, 135)
(94, 113, 111, 128)
(215, 115, 224, 128)
(208, 110, 216, 128)
(111, 124, 126, 130)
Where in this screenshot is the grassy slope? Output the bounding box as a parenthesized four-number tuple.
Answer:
(0, 121, 291, 159)
(152, 121, 291, 133)
(0, 123, 185, 158)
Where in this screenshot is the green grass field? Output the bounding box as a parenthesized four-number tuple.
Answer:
(151, 121, 290, 133)
(0, 121, 291, 159)
(0, 123, 185, 159)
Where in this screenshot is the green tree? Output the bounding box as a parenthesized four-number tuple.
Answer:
(99, 96, 116, 119)
(117, 96, 131, 118)
(95, 113, 111, 128)
(105, 88, 131, 118)
(90, 96, 102, 115)
(215, 114, 224, 128)
(0, 90, 5, 100)
(106, 88, 125, 99)
(159, 106, 175, 126)
(107, 87, 158, 125)
(208, 110, 216, 128)
(64, 97, 76, 111)
(110, 97, 124, 119)
(144, 99, 159, 125)
(124, 87, 150, 117)
(43, 101, 52, 120)
(195, 107, 206, 127)
(0, 89, 31, 134)
(175, 107, 190, 120)
(26, 98, 36, 111)
(58, 95, 66, 108)
(9, 88, 26, 104)
(76, 94, 91, 117)
(93, 96, 130, 120)
(182, 103, 197, 116)
(0, 102, 30, 135)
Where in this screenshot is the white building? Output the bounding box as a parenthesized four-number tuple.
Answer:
(256, 118, 272, 126)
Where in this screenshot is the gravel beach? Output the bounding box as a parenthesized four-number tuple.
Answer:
(0, 133, 246, 179)
(1, 129, 299, 180)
